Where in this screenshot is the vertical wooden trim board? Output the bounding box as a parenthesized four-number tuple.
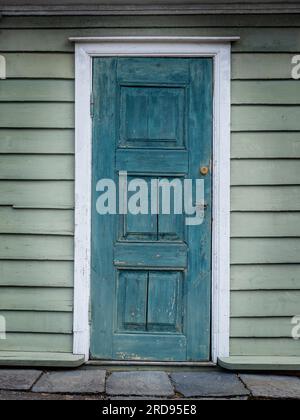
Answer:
(72, 37, 236, 363)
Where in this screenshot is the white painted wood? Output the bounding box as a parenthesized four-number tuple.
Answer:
(0, 56, 6, 80)
(72, 36, 233, 363)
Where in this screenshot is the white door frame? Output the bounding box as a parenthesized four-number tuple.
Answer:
(71, 36, 237, 363)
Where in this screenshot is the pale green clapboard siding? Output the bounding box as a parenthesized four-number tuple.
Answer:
(0, 103, 74, 129)
(0, 235, 73, 260)
(231, 318, 296, 338)
(0, 287, 73, 312)
(231, 186, 300, 211)
(231, 213, 300, 237)
(0, 181, 74, 209)
(231, 291, 300, 317)
(232, 54, 296, 80)
(1, 15, 300, 358)
(0, 129, 74, 154)
(4, 53, 74, 79)
(232, 238, 300, 264)
(232, 159, 300, 186)
(231, 265, 300, 291)
(1, 28, 300, 52)
(0, 260, 73, 287)
(232, 106, 300, 131)
(231, 339, 300, 357)
(2, 311, 73, 334)
(2, 14, 300, 28)
(0, 207, 74, 235)
(0, 80, 75, 102)
(0, 155, 74, 180)
(231, 133, 300, 159)
(0, 333, 73, 353)
(232, 81, 300, 105)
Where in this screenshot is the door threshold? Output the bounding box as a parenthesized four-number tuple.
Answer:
(86, 360, 217, 369)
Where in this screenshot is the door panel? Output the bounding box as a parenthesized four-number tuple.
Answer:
(91, 57, 213, 361)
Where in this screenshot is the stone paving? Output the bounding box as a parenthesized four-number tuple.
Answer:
(0, 368, 300, 400)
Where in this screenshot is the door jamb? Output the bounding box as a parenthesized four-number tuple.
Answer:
(71, 36, 237, 363)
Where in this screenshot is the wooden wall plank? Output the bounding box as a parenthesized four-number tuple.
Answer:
(231, 338, 300, 356)
(0, 129, 74, 155)
(232, 81, 300, 105)
(0, 28, 300, 53)
(3, 53, 74, 79)
(232, 54, 295, 80)
(0, 260, 73, 287)
(232, 212, 300, 237)
(231, 318, 296, 338)
(2, 15, 300, 29)
(231, 265, 300, 291)
(0, 103, 74, 129)
(0, 80, 75, 102)
(0, 207, 74, 235)
(231, 291, 300, 317)
(232, 159, 300, 186)
(231, 132, 300, 159)
(231, 186, 300, 211)
(0, 181, 74, 209)
(0, 333, 73, 353)
(231, 238, 300, 264)
(0, 235, 74, 260)
(0, 155, 74, 180)
(0, 287, 73, 312)
(232, 106, 300, 131)
(1, 311, 73, 334)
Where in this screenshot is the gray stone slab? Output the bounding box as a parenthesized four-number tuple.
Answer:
(106, 371, 174, 397)
(32, 369, 106, 394)
(171, 372, 250, 398)
(0, 369, 42, 391)
(0, 391, 103, 400)
(240, 374, 300, 400)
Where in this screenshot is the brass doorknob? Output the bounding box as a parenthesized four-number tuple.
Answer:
(200, 166, 209, 176)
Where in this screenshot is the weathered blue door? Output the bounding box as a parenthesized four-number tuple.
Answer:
(91, 58, 213, 361)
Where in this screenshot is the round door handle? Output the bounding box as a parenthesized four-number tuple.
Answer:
(200, 166, 209, 176)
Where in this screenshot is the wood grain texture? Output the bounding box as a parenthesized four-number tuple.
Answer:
(231, 291, 300, 317)
(232, 159, 300, 186)
(1, 28, 300, 52)
(231, 238, 300, 264)
(0, 155, 74, 180)
(231, 339, 300, 357)
(231, 186, 300, 211)
(3, 53, 74, 79)
(232, 54, 295, 80)
(232, 212, 300, 237)
(0, 260, 73, 287)
(2, 15, 300, 29)
(1, 311, 73, 334)
(231, 265, 300, 291)
(232, 81, 300, 105)
(0, 80, 74, 102)
(0, 333, 73, 353)
(0, 234, 74, 260)
(232, 106, 300, 132)
(231, 132, 300, 159)
(0, 207, 74, 235)
(231, 317, 297, 338)
(0, 129, 74, 155)
(0, 180, 74, 209)
(0, 103, 74, 129)
(0, 287, 73, 312)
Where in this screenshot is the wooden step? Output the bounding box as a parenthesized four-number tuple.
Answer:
(219, 356, 300, 371)
(0, 351, 85, 368)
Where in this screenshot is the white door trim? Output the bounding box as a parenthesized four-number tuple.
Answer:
(72, 36, 236, 363)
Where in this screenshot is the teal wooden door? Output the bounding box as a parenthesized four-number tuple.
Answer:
(91, 58, 213, 361)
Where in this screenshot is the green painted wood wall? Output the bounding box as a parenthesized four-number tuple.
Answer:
(0, 14, 299, 357)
